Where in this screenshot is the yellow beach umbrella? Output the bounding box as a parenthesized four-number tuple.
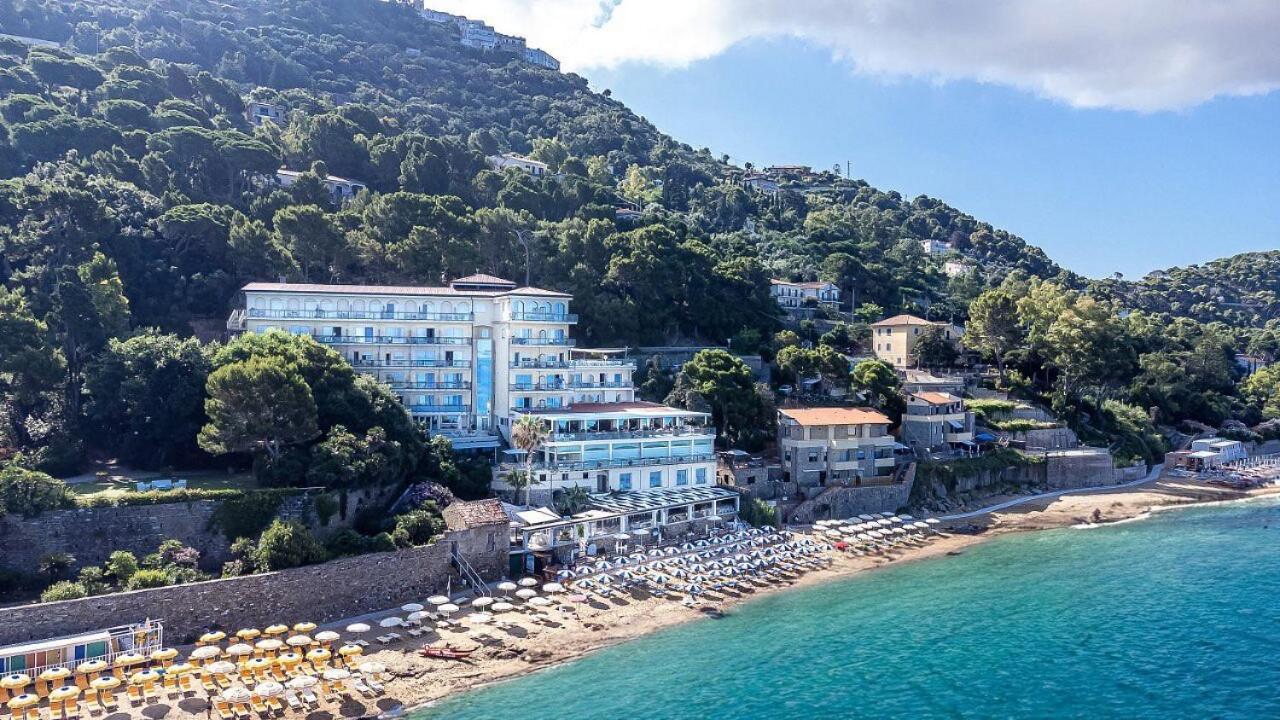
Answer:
(89, 677, 120, 691)
(113, 653, 146, 668)
(274, 652, 301, 667)
(166, 663, 196, 676)
(262, 625, 289, 637)
(235, 628, 261, 641)
(75, 661, 106, 676)
(224, 644, 253, 658)
(304, 649, 330, 665)
(128, 670, 160, 686)
(150, 648, 179, 665)
(0, 675, 31, 690)
(337, 645, 363, 658)
(254, 639, 283, 653)
(285, 635, 312, 648)
(314, 630, 340, 644)
(199, 631, 226, 645)
(48, 686, 80, 702)
(39, 668, 70, 684)
(244, 658, 271, 674)
(7, 694, 39, 709)
(292, 622, 317, 634)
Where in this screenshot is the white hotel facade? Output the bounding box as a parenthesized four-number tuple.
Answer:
(227, 275, 717, 498)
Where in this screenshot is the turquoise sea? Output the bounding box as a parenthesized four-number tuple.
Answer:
(419, 498, 1280, 719)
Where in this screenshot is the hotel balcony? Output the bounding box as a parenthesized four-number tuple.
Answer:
(314, 335, 471, 345)
(408, 404, 470, 415)
(547, 426, 714, 442)
(387, 381, 472, 390)
(509, 358, 634, 369)
(248, 309, 474, 322)
(353, 359, 470, 369)
(510, 337, 576, 347)
(510, 382, 569, 392)
(509, 311, 579, 323)
(528, 452, 716, 472)
(568, 380, 631, 389)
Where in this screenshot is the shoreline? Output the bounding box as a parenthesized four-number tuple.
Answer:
(392, 474, 1280, 714)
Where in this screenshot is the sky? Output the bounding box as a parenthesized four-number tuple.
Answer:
(430, 0, 1280, 279)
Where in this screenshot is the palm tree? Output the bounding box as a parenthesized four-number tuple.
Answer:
(510, 414, 548, 508)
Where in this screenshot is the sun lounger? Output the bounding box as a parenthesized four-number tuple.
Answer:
(353, 639, 369, 648)
(352, 680, 374, 698)
(266, 697, 284, 714)
(376, 635, 393, 644)
(63, 698, 81, 720)
(214, 701, 235, 720)
(283, 691, 301, 711)
(233, 702, 251, 720)
(301, 689, 319, 707)
(126, 685, 144, 705)
(250, 698, 268, 718)
(364, 678, 384, 694)
(407, 627, 425, 637)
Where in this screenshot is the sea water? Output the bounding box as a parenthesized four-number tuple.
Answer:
(418, 498, 1280, 719)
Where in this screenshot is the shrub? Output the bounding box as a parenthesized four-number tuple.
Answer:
(0, 464, 73, 517)
(125, 569, 171, 590)
(209, 489, 302, 540)
(324, 529, 396, 557)
(391, 505, 445, 548)
(313, 493, 338, 527)
(41, 581, 89, 602)
(252, 520, 327, 571)
(106, 550, 139, 582)
(76, 488, 244, 508)
(738, 497, 778, 528)
(76, 567, 109, 595)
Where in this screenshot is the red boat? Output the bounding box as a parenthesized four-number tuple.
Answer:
(419, 645, 476, 660)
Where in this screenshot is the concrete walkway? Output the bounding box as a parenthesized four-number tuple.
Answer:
(937, 463, 1165, 521)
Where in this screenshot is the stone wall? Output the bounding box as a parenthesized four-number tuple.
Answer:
(786, 466, 917, 523)
(1044, 450, 1116, 489)
(1018, 427, 1079, 450)
(0, 527, 508, 647)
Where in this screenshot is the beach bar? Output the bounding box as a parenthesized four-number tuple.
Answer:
(0, 621, 162, 677)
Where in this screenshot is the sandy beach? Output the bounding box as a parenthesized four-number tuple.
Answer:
(88, 473, 1280, 720)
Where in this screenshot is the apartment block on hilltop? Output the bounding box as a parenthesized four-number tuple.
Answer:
(777, 407, 899, 488)
(900, 392, 975, 453)
(870, 314, 963, 368)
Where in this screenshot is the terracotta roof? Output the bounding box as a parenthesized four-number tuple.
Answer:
(778, 407, 892, 427)
(442, 499, 508, 530)
(911, 392, 962, 406)
(871, 314, 938, 327)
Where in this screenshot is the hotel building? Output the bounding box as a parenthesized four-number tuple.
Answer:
(777, 407, 899, 488)
(900, 392, 975, 453)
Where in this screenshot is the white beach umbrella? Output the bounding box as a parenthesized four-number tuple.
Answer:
(345, 623, 370, 634)
(858, 514, 876, 522)
(880, 511, 895, 518)
(205, 661, 237, 676)
(357, 662, 385, 675)
(225, 643, 253, 657)
(491, 602, 515, 613)
(497, 581, 518, 592)
(285, 635, 312, 647)
(321, 669, 350, 681)
(190, 646, 221, 660)
(378, 617, 403, 628)
(253, 681, 283, 698)
(528, 596, 552, 607)
(285, 676, 317, 690)
(255, 638, 283, 652)
(542, 582, 565, 593)
(464, 612, 493, 624)
(926, 518, 941, 525)
(401, 603, 424, 613)
(471, 596, 494, 608)
(427, 595, 451, 606)
(437, 603, 459, 615)
(407, 611, 430, 622)
(315, 630, 340, 643)
(518, 577, 539, 587)
(221, 686, 251, 703)
(515, 588, 538, 600)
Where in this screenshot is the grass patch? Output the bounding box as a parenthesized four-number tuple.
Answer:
(66, 473, 253, 499)
(987, 418, 1059, 432)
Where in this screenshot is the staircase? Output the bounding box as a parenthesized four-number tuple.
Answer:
(226, 308, 247, 332)
(451, 545, 491, 596)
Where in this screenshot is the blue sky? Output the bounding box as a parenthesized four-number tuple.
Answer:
(584, 38, 1279, 279)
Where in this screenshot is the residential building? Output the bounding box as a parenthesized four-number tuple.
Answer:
(1169, 437, 1247, 471)
(524, 48, 561, 70)
(1234, 353, 1271, 376)
(494, 33, 527, 55)
(421, 8, 464, 25)
(457, 19, 498, 50)
(942, 260, 972, 278)
(486, 153, 549, 178)
(275, 169, 367, 206)
(902, 369, 966, 396)
(244, 100, 286, 127)
(900, 392, 975, 452)
(742, 173, 780, 194)
(228, 274, 631, 449)
(615, 207, 643, 223)
(870, 314, 964, 368)
(777, 407, 898, 487)
(493, 400, 717, 498)
(920, 239, 953, 254)
(770, 279, 840, 310)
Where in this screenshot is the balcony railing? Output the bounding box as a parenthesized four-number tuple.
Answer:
(510, 383, 569, 392)
(509, 359, 634, 369)
(314, 335, 471, 345)
(388, 381, 472, 390)
(548, 426, 713, 442)
(509, 311, 579, 323)
(525, 453, 716, 472)
(568, 380, 631, 389)
(510, 337, 576, 347)
(353, 360, 471, 368)
(248, 309, 474, 322)
(407, 404, 470, 414)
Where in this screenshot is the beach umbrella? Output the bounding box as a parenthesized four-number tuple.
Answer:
(880, 512, 895, 518)
(285, 635, 312, 648)
(315, 630, 340, 644)
(74, 661, 107, 676)
(471, 596, 494, 608)
(113, 652, 147, 668)
(235, 628, 261, 641)
(337, 645, 362, 659)
(596, 575, 612, 585)
(199, 631, 227, 645)
(47, 686, 79, 703)
(515, 589, 537, 600)
(204, 661, 236, 676)
(407, 611, 430, 622)
(255, 639, 283, 652)
(427, 595, 451, 605)
(401, 603, 424, 613)
(496, 581, 518, 593)
(7, 695, 38, 711)
(244, 658, 271, 674)
(858, 514, 876, 522)
(274, 653, 301, 667)
(378, 617, 403, 628)
(189, 645, 220, 661)
(528, 596, 552, 607)
(357, 662, 385, 676)
(286, 676, 317, 690)
(220, 686, 251, 704)
(517, 577, 539, 587)
(38, 668, 70, 685)
(321, 669, 350, 681)
(926, 518, 941, 525)
(464, 612, 493, 624)
(293, 622, 317, 634)
(491, 602, 515, 613)
(224, 644, 253, 657)
(1, 675, 30, 693)
(899, 515, 915, 521)
(437, 604, 459, 616)
(345, 623, 371, 634)
(167, 663, 196, 677)
(253, 681, 283, 698)
(569, 593, 590, 603)
(149, 648, 178, 664)
(89, 677, 120, 691)
(304, 650, 330, 664)
(555, 569, 573, 580)
(542, 582, 565, 593)
(263, 625, 289, 637)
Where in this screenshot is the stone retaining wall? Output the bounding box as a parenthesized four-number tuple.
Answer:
(0, 527, 507, 647)
(1044, 451, 1116, 489)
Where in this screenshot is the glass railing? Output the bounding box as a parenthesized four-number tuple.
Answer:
(509, 359, 634, 369)
(509, 312, 579, 323)
(510, 383, 569, 391)
(387, 381, 471, 390)
(407, 404, 470, 414)
(525, 453, 715, 472)
(248, 309, 473, 322)
(547, 426, 713, 441)
(510, 337, 576, 346)
(568, 380, 631, 389)
(314, 335, 471, 345)
(352, 360, 470, 368)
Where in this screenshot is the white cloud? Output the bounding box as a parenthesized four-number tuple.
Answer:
(426, 0, 1280, 111)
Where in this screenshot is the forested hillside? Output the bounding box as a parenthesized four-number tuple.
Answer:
(3, 0, 1278, 482)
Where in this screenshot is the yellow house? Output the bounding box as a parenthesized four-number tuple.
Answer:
(870, 314, 963, 368)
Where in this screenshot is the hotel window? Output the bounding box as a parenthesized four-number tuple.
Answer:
(649, 471, 662, 488)
(619, 472, 632, 491)
(695, 468, 707, 485)
(676, 469, 688, 486)
(808, 451, 818, 463)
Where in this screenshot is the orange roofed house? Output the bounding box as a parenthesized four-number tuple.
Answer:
(777, 407, 900, 488)
(900, 392, 975, 454)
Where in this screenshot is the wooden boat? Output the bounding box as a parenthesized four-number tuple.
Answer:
(418, 646, 475, 661)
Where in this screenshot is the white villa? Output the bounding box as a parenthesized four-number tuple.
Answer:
(920, 239, 953, 254)
(524, 48, 560, 70)
(275, 169, 367, 206)
(245, 100, 285, 127)
(770, 279, 840, 310)
(486, 153, 549, 178)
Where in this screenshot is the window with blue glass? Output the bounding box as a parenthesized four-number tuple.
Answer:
(676, 469, 688, 485)
(649, 471, 662, 488)
(619, 473, 632, 490)
(856, 449, 866, 460)
(695, 468, 707, 484)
